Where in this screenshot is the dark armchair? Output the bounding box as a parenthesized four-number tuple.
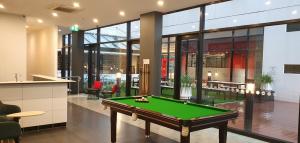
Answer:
(0, 101, 21, 143)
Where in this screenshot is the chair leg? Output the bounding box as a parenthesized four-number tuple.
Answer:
(14, 137, 19, 143)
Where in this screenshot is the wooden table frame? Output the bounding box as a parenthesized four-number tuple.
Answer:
(102, 97, 238, 143)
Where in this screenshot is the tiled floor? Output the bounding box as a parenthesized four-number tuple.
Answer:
(68, 95, 266, 143)
(21, 102, 176, 143)
(217, 100, 298, 143)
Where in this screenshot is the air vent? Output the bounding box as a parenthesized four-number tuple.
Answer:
(52, 5, 79, 13)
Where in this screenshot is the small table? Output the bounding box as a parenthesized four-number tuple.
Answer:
(7, 111, 46, 132)
(7, 111, 45, 118)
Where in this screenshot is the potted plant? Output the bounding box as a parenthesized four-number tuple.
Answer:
(180, 75, 192, 99)
(256, 74, 273, 90)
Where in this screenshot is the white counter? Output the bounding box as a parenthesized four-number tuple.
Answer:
(0, 75, 73, 128)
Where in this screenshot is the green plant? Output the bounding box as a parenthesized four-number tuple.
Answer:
(181, 75, 192, 87)
(256, 74, 273, 86)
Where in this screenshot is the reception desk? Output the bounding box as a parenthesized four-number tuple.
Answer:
(0, 75, 73, 128)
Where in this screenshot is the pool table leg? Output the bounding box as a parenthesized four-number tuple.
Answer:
(111, 110, 117, 143)
(145, 120, 150, 138)
(180, 126, 190, 143)
(219, 122, 228, 143)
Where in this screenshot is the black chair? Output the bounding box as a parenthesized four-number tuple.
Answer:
(0, 101, 21, 143)
(0, 116, 21, 143)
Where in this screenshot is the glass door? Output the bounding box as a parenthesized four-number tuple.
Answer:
(83, 44, 98, 91)
(180, 38, 198, 99)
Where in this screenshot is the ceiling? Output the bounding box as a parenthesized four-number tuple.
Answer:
(0, 0, 225, 30)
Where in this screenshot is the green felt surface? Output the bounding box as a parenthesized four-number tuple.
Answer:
(111, 96, 230, 120)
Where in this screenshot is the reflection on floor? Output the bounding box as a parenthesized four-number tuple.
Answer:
(67, 95, 266, 143)
(218, 100, 298, 143)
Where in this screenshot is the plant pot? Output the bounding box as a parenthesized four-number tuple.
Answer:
(180, 87, 192, 99)
(266, 83, 272, 91)
(261, 83, 272, 91)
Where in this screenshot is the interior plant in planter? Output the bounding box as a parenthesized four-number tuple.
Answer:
(256, 74, 273, 91)
(180, 75, 192, 99)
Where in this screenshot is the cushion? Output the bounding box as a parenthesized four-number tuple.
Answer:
(93, 81, 103, 90)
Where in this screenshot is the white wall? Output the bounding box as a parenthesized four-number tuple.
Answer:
(263, 25, 300, 102)
(27, 26, 58, 79)
(0, 13, 27, 81)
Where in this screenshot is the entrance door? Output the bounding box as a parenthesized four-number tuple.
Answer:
(83, 44, 98, 91)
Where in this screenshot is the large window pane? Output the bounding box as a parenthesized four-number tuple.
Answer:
(84, 29, 97, 44)
(131, 44, 140, 96)
(204, 31, 232, 82)
(101, 23, 127, 42)
(131, 20, 140, 39)
(100, 42, 127, 97)
(163, 8, 200, 35)
(181, 39, 198, 99)
(161, 37, 175, 97)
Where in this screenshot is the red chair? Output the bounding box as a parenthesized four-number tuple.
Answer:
(87, 81, 103, 99)
(93, 81, 103, 90)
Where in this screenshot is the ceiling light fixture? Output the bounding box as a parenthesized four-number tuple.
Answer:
(292, 10, 298, 15)
(265, 0, 271, 5)
(25, 25, 29, 29)
(119, 11, 125, 17)
(0, 4, 5, 9)
(93, 18, 99, 23)
(73, 2, 80, 8)
(37, 19, 43, 23)
(157, 0, 164, 7)
(52, 12, 58, 17)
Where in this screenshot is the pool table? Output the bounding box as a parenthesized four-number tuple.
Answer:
(102, 96, 238, 143)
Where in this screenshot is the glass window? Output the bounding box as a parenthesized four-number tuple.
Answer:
(204, 31, 233, 82)
(101, 23, 127, 42)
(161, 37, 176, 98)
(163, 8, 200, 35)
(131, 44, 140, 96)
(131, 20, 140, 39)
(100, 42, 127, 97)
(84, 29, 97, 44)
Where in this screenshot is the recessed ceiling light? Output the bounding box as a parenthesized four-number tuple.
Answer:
(119, 11, 125, 17)
(157, 0, 164, 7)
(52, 12, 58, 17)
(25, 25, 29, 29)
(0, 4, 4, 9)
(73, 2, 80, 8)
(93, 18, 99, 23)
(292, 10, 298, 15)
(37, 19, 43, 23)
(265, 0, 271, 5)
(233, 19, 238, 23)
